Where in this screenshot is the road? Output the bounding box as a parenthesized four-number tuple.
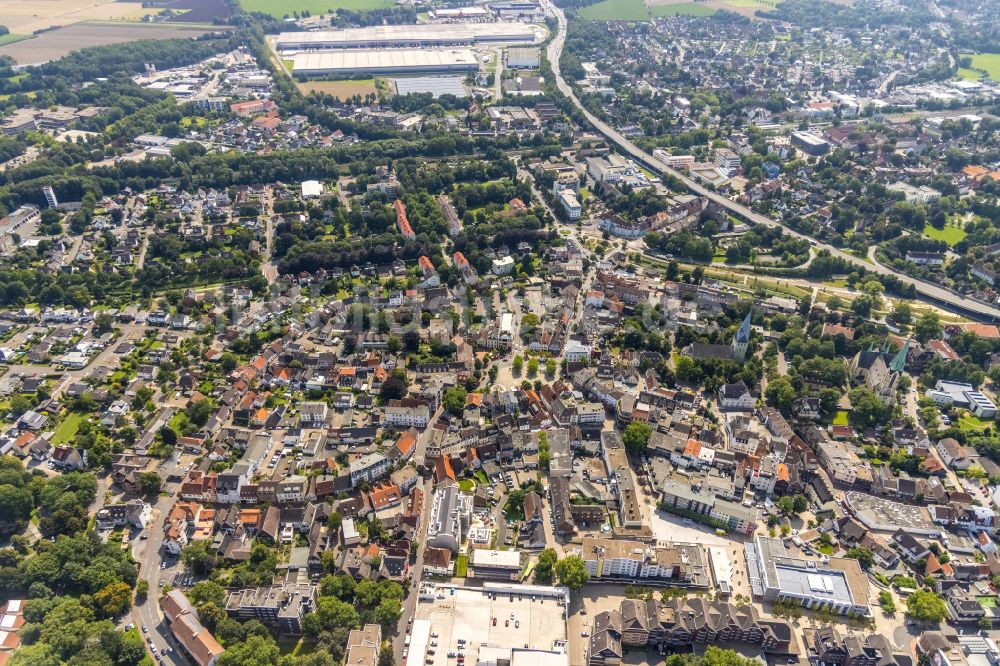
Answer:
(130, 493, 185, 665)
(394, 477, 434, 662)
(540, 0, 1000, 323)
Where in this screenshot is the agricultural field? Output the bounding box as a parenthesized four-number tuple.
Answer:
(922, 222, 967, 247)
(296, 78, 379, 100)
(0, 21, 222, 64)
(239, 0, 394, 18)
(0, 0, 163, 35)
(580, 0, 716, 20)
(0, 33, 28, 46)
(958, 53, 1000, 81)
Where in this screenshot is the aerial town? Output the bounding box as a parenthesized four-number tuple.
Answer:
(0, 0, 997, 665)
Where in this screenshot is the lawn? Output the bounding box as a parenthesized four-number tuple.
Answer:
(52, 411, 87, 445)
(959, 53, 1000, 81)
(832, 411, 850, 426)
(922, 222, 966, 247)
(454, 554, 468, 577)
(959, 414, 993, 434)
(980, 596, 997, 609)
(239, 0, 394, 17)
(458, 479, 476, 492)
(818, 544, 835, 555)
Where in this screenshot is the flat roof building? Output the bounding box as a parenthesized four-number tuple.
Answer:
(749, 536, 870, 616)
(292, 49, 480, 76)
(469, 548, 523, 580)
(276, 23, 542, 51)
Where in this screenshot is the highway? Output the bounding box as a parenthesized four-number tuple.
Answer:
(540, 0, 1000, 323)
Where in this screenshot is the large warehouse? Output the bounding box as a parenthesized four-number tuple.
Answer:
(276, 22, 542, 51)
(291, 49, 479, 76)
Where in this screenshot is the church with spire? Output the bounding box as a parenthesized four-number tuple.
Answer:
(682, 312, 754, 362)
(849, 339, 910, 405)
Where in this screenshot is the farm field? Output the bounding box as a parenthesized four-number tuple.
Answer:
(239, 0, 394, 18)
(0, 21, 222, 64)
(0, 0, 163, 35)
(0, 33, 28, 46)
(296, 78, 379, 100)
(580, 0, 716, 20)
(959, 53, 1000, 81)
(922, 222, 967, 247)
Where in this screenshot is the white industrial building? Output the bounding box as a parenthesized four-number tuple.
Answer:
(292, 49, 480, 76)
(275, 23, 542, 51)
(505, 47, 540, 68)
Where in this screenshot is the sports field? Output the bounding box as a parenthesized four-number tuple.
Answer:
(958, 53, 1000, 81)
(239, 0, 394, 17)
(922, 222, 966, 247)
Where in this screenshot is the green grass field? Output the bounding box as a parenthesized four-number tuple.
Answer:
(959, 414, 992, 434)
(959, 53, 1000, 81)
(923, 222, 966, 247)
(458, 479, 476, 492)
(0, 34, 31, 47)
(653, 4, 715, 17)
(52, 411, 87, 445)
(239, 0, 394, 17)
(833, 411, 850, 426)
(454, 554, 468, 577)
(580, 0, 651, 21)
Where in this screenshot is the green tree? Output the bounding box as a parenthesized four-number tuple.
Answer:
(765, 376, 795, 412)
(622, 422, 653, 455)
(512, 355, 524, 374)
(442, 387, 468, 416)
(93, 581, 132, 617)
(845, 547, 875, 569)
(535, 548, 558, 582)
(188, 581, 226, 607)
(554, 556, 590, 590)
(906, 589, 948, 623)
(878, 590, 896, 614)
(181, 540, 216, 576)
(302, 597, 360, 637)
(914, 312, 942, 342)
(217, 635, 280, 666)
(138, 471, 162, 496)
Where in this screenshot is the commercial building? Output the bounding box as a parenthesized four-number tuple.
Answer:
(469, 548, 523, 580)
(661, 479, 758, 535)
(345, 625, 382, 666)
(506, 47, 541, 68)
(575, 537, 710, 587)
(748, 536, 870, 616)
(559, 189, 581, 220)
(291, 49, 480, 77)
(428, 483, 472, 552)
(225, 583, 317, 634)
(791, 131, 830, 156)
(275, 23, 541, 51)
(413, 582, 570, 666)
(927, 380, 998, 418)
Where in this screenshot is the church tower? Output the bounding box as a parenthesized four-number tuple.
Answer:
(732, 312, 752, 361)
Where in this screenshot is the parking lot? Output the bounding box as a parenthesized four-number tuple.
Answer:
(415, 585, 568, 666)
(845, 491, 938, 534)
